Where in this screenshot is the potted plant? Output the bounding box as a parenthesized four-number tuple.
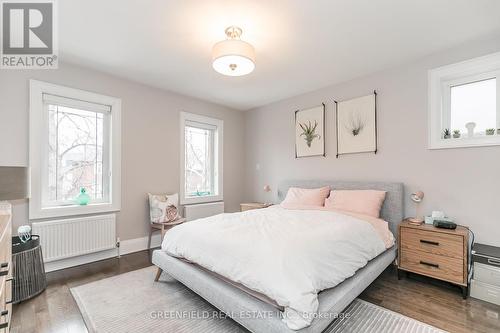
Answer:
(452, 129, 461, 138)
(443, 128, 451, 139)
(486, 128, 495, 135)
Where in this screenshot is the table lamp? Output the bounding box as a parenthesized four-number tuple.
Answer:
(409, 191, 424, 224)
(263, 185, 271, 205)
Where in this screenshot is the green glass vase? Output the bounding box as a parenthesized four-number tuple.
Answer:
(76, 188, 90, 205)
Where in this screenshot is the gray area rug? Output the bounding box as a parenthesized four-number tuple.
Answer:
(71, 266, 446, 333)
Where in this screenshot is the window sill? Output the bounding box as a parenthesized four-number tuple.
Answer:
(429, 135, 500, 149)
(180, 195, 223, 205)
(29, 202, 120, 220)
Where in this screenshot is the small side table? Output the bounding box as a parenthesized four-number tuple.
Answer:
(240, 203, 272, 212)
(12, 235, 47, 304)
(398, 220, 469, 298)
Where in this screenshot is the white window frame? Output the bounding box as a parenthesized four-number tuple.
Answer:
(180, 111, 223, 205)
(29, 80, 121, 219)
(428, 51, 500, 149)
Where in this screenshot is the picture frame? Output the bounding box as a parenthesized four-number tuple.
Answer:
(295, 103, 325, 158)
(336, 91, 378, 158)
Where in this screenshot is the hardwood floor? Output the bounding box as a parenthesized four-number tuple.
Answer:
(11, 251, 152, 333)
(360, 267, 500, 333)
(11, 251, 500, 333)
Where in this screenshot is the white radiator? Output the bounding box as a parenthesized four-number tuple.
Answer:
(32, 214, 116, 263)
(184, 202, 224, 221)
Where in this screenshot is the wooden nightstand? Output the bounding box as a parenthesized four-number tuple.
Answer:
(240, 203, 271, 212)
(398, 220, 469, 298)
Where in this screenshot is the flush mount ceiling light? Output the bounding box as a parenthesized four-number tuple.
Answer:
(212, 26, 255, 76)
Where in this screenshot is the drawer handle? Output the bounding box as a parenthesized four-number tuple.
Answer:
(0, 310, 7, 317)
(420, 239, 439, 246)
(487, 258, 500, 266)
(0, 322, 8, 329)
(420, 260, 439, 268)
(0, 263, 8, 276)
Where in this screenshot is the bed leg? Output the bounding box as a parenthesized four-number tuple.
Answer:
(154, 267, 162, 282)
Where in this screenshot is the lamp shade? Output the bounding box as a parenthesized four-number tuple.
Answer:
(0, 166, 30, 200)
(410, 191, 424, 203)
(212, 26, 255, 77)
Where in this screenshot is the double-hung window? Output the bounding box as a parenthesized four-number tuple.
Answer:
(29, 80, 121, 219)
(180, 112, 223, 204)
(429, 52, 500, 149)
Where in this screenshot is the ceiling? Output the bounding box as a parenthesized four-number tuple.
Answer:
(59, 0, 500, 110)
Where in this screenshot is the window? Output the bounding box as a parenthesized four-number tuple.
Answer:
(449, 78, 496, 135)
(428, 52, 500, 149)
(30, 80, 121, 219)
(45, 97, 109, 206)
(180, 112, 223, 204)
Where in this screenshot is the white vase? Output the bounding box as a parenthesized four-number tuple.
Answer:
(465, 122, 476, 138)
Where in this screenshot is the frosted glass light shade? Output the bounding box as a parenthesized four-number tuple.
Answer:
(212, 39, 255, 76)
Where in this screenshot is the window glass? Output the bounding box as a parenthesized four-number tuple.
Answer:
(46, 104, 107, 206)
(184, 124, 215, 198)
(450, 78, 496, 135)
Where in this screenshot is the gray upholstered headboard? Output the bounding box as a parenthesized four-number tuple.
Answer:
(277, 180, 404, 237)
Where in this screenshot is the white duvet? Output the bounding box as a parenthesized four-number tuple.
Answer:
(161, 206, 393, 330)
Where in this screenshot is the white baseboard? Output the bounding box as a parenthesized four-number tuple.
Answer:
(119, 233, 162, 256)
(45, 248, 119, 272)
(44, 234, 162, 272)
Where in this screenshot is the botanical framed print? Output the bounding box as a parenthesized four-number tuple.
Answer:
(336, 92, 377, 157)
(295, 104, 325, 158)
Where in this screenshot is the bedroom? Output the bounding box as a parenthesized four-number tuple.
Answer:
(0, 0, 499, 332)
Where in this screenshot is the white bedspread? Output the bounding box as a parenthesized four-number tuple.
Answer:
(161, 206, 392, 330)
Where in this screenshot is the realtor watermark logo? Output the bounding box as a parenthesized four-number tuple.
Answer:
(1, 0, 57, 69)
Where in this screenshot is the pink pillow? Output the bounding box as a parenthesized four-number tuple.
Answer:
(324, 190, 386, 218)
(281, 186, 330, 208)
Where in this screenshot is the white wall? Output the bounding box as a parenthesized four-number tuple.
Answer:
(0, 62, 245, 241)
(244, 35, 500, 246)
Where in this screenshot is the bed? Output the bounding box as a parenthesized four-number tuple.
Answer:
(152, 180, 404, 333)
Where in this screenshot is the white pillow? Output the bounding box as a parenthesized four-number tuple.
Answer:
(148, 193, 181, 223)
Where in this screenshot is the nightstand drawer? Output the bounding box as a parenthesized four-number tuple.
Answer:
(401, 227, 463, 259)
(400, 248, 464, 285)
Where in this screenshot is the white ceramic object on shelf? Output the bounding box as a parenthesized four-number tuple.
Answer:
(465, 122, 476, 138)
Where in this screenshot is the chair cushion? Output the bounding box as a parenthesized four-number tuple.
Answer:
(148, 193, 181, 223)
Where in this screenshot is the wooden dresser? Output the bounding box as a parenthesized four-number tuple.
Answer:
(398, 220, 469, 298)
(0, 211, 11, 333)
